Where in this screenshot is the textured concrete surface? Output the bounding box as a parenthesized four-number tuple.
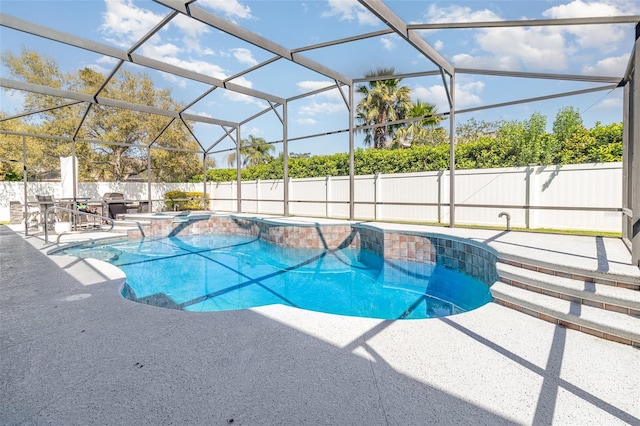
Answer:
(1, 224, 639, 425)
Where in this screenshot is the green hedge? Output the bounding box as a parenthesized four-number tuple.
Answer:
(164, 191, 209, 211)
(196, 134, 622, 183)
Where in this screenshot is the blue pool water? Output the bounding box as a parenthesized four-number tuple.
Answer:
(59, 234, 492, 319)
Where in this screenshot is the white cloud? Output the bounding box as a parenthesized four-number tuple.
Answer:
(298, 101, 345, 116)
(413, 85, 448, 110)
(172, 14, 215, 55)
(593, 96, 622, 110)
(413, 80, 484, 110)
(456, 81, 485, 107)
(293, 82, 347, 119)
(197, 0, 253, 20)
(582, 54, 629, 75)
(223, 76, 268, 108)
(96, 56, 120, 65)
(544, 0, 632, 18)
(297, 80, 334, 91)
(86, 64, 112, 76)
(451, 53, 495, 69)
(424, 2, 638, 73)
(424, 4, 502, 23)
(100, 0, 212, 63)
(140, 42, 182, 60)
(322, 0, 379, 26)
(228, 76, 252, 89)
(172, 13, 210, 39)
(231, 48, 258, 66)
(87, 56, 120, 75)
(414, 4, 502, 48)
(136, 55, 218, 88)
(158, 56, 227, 80)
(452, 52, 521, 70)
(297, 81, 343, 100)
(245, 127, 262, 137)
(424, 4, 569, 71)
(100, 0, 164, 47)
(100, 0, 218, 62)
(294, 91, 347, 120)
(185, 109, 214, 119)
(297, 118, 317, 125)
(380, 37, 395, 51)
(225, 90, 266, 108)
(478, 26, 568, 71)
(543, 0, 632, 49)
(161, 73, 187, 89)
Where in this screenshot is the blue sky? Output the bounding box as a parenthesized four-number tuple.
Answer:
(1, 0, 639, 166)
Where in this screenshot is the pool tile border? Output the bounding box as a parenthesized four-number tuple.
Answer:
(129, 215, 499, 287)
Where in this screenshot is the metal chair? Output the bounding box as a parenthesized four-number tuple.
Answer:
(25, 195, 41, 229)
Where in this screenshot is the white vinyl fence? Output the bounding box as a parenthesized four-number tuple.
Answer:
(1, 162, 623, 232)
(209, 162, 623, 233)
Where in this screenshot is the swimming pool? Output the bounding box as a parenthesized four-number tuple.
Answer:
(60, 232, 493, 319)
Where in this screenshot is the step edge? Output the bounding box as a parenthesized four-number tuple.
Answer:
(491, 285, 640, 342)
(497, 253, 640, 286)
(497, 268, 640, 311)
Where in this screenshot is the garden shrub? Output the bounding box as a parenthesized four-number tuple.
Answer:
(164, 190, 209, 211)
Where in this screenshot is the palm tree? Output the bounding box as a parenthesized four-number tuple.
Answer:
(227, 135, 275, 168)
(356, 68, 412, 149)
(390, 100, 442, 148)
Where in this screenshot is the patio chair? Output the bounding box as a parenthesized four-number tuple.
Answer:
(25, 195, 41, 229)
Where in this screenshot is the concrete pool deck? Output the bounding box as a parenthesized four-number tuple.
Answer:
(1, 221, 639, 425)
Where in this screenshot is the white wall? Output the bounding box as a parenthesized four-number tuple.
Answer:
(0, 181, 207, 220)
(2, 163, 623, 232)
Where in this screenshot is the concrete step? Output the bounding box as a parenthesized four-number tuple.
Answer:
(497, 255, 640, 292)
(497, 262, 640, 316)
(491, 281, 640, 347)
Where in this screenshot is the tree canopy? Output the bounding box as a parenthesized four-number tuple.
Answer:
(0, 48, 208, 182)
